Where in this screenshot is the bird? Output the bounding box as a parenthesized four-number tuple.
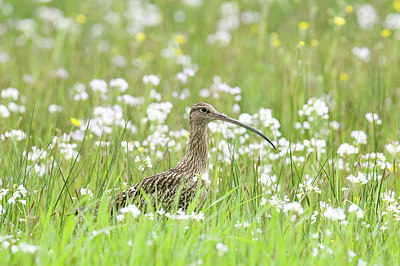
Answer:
(84, 102, 276, 215)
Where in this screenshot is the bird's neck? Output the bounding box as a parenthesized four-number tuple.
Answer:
(175, 123, 208, 174)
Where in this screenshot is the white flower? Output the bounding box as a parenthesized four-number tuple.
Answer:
(190, 211, 204, 221)
(111, 55, 127, 67)
(110, 78, 128, 92)
(74, 83, 86, 92)
(8, 102, 26, 113)
(216, 243, 228, 256)
(135, 156, 153, 171)
(0, 51, 9, 63)
(8, 197, 16, 204)
(0, 105, 10, 118)
(2, 239, 10, 248)
(283, 202, 304, 215)
(348, 250, 356, 261)
(183, 68, 195, 76)
(260, 198, 267, 206)
(183, 0, 202, 8)
(193, 173, 211, 184)
(234, 221, 242, 228)
(73, 83, 89, 101)
(50, 68, 69, 79)
(176, 68, 195, 84)
(347, 172, 368, 185)
(337, 143, 359, 156)
(312, 248, 318, 257)
(11, 245, 19, 254)
(19, 242, 39, 254)
(311, 211, 319, 224)
(330, 121, 340, 130)
(118, 95, 144, 106)
(385, 141, 400, 154)
(299, 177, 322, 195)
(48, 104, 62, 113)
(80, 186, 94, 198)
(89, 79, 108, 94)
(207, 30, 232, 46)
(384, 14, 400, 30)
(356, 4, 378, 30)
(146, 102, 173, 123)
(381, 191, 396, 203)
(357, 258, 367, 266)
(174, 209, 189, 220)
(352, 47, 370, 62)
(365, 112, 382, 124)
(241, 11, 261, 24)
(157, 208, 166, 215)
(74, 91, 89, 101)
(199, 89, 210, 97)
(58, 143, 79, 161)
(120, 204, 141, 218)
(1, 129, 27, 141)
(232, 103, 240, 113)
(1, 88, 19, 100)
(351, 130, 367, 145)
(176, 72, 187, 83)
(348, 204, 364, 219)
(142, 74, 160, 86)
(323, 206, 346, 222)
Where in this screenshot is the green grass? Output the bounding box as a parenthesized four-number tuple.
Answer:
(1, 0, 400, 265)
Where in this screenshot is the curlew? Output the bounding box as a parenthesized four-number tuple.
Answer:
(88, 102, 276, 215)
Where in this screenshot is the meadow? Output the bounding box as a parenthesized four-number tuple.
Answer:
(1, 0, 400, 264)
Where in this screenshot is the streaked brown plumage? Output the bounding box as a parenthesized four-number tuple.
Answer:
(90, 102, 276, 215)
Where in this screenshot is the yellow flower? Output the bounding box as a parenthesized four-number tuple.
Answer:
(174, 34, 187, 45)
(390, 166, 394, 172)
(339, 72, 349, 81)
(185, 132, 189, 139)
(345, 5, 354, 13)
(272, 39, 281, 47)
(138, 147, 144, 152)
(394, 0, 400, 12)
(298, 21, 309, 30)
(333, 16, 346, 26)
(270, 32, 281, 47)
(135, 32, 146, 42)
(70, 117, 81, 127)
(330, 240, 335, 244)
(380, 29, 392, 38)
(299, 41, 305, 46)
(310, 39, 319, 47)
(75, 14, 87, 24)
(175, 48, 184, 56)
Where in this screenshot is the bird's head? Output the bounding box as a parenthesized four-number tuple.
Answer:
(189, 102, 276, 149)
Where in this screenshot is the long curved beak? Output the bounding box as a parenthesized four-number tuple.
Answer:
(215, 113, 276, 149)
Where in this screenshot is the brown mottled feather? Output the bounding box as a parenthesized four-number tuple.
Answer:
(83, 102, 274, 216)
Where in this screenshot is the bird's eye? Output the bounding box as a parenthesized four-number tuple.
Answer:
(200, 108, 207, 113)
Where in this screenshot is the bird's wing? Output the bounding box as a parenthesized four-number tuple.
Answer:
(112, 170, 183, 210)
